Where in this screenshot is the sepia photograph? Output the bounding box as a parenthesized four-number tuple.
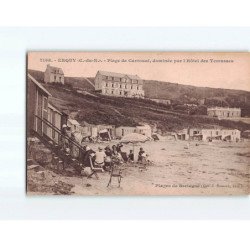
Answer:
(26, 52, 250, 195)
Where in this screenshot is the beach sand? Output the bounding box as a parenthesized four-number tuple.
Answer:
(27, 140, 250, 195)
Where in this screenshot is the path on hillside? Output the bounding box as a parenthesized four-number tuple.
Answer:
(83, 77, 95, 88)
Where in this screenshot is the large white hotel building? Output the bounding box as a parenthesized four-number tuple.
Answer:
(94, 71, 145, 98)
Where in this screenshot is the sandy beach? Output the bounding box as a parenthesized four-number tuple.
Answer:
(27, 140, 250, 195)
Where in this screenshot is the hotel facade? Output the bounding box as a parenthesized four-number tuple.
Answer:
(94, 71, 145, 98)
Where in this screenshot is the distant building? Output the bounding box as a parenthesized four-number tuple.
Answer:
(207, 107, 241, 119)
(150, 98, 171, 105)
(115, 126, 137, 138)
(94, 70, 144, 98)
(136, 124, 152, 137)
(97, 124, 116, 139)
(176, 129, 189, 141)
(202, 129, 241, 142)
(44, 64, 64, 84)
(177, 127, 241, 142)
(115, 124, 152, 138)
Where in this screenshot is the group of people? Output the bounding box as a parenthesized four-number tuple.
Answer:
(79, 143, 149, 172)
(80, 143, 125, 171)
(60, 124, 149, 170)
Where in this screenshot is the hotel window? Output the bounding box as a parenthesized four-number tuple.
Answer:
(137, 86, 139, 90)
(111, 90, 114, 94)
(106, 83, 108, 87)
(54, 75, 56, 81)
(125, 85, 127, 89)
(112, 83, 114, 88)
(43, 97, 48, 110)
(120, 91, 122, 95)
(120, 84, 122, 88)
(131, 85, 133, 89)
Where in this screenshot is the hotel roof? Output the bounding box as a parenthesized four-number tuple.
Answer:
(97, 70, 141, 80)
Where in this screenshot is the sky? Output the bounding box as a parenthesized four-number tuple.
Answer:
(28, 52, 250, 91)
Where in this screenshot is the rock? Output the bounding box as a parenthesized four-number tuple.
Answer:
(82, 167, 92, 176)
(27, 164, 45, 172)
(37, 171, 45, 179)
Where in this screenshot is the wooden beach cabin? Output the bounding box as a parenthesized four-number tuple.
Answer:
(47, 102, 68, 143)
(27, 74, 52, 137)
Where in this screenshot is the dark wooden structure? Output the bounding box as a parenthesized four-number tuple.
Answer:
(27, 74, 85, 169)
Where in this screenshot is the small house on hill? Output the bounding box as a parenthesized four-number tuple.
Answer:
(44, 64, 64, 84)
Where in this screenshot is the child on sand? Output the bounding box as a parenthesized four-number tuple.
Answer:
(128, 150, 134, 162)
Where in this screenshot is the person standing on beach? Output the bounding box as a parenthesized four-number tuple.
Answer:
(128, 150, 134, 162)
(61, 124, 67, 150)
(104, 145, 112, 171)
(138, 147, 145, 162)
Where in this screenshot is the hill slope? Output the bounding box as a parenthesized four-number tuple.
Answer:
(28, 69, 250, 116)
(144, 80, 250, 116)
(28, 74, 250, 134)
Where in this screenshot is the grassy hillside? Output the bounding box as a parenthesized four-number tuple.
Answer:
(28, 69, 250, 116)
(36, 83, 250, 134)
(144, 80, 250, 116)
(28, 69, 250, 133)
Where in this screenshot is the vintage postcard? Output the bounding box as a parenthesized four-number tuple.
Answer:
(27, 52, 250, 195)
